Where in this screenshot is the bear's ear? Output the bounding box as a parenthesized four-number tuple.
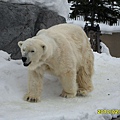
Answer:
(18, 41, 23, 48)
(41, 44, 47, 53)
(41, 45, 45, 50)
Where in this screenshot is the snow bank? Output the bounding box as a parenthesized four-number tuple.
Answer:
(1, 0, 69, 18)
(0, 50, 120, 120)
(100, 42, 111, 56)
(67, 20, 120, 34)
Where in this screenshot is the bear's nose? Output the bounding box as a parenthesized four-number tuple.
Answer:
(22, 57, 27, 62)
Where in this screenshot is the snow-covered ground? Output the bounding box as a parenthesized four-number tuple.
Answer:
(0, 0, 69, 18)
(0, 50, 120, 120)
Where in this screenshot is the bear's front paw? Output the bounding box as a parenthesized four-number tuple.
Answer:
(60, 90, 76, 98)
(24, 93, 40, 103)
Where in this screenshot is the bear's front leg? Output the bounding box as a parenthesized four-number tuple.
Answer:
(60, 70, 77, 98)
(24, 70, 43, 103)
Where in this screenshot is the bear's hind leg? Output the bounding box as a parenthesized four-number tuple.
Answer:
(77, 65, 94, 96)
(60, 70, 77, 98)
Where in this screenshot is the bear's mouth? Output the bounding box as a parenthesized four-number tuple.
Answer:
(23, 61, 31, 67)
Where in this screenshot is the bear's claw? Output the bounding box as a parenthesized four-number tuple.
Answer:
(24, 93, 40, 103)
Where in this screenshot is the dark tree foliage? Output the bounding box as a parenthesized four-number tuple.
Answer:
(68, 0, 120, 26)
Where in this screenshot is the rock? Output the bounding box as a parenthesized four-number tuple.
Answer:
(0, 1, 66, 59)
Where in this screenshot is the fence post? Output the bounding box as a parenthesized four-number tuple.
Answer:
(84, 23, 101, 53)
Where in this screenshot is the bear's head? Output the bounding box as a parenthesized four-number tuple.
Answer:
(18, 37, 46, 68)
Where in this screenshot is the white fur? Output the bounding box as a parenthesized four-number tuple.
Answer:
(18, 23, 94, 102)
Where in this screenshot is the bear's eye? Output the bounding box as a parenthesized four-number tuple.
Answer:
(31, 50, 35, 53)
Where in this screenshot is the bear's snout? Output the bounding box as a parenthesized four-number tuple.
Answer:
(22, 57, 31, 67)
(22, 57, 27, 62)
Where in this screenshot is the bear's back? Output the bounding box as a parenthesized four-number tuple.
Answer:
(46, 24, 90, 51)
(47, 24, 87, 39)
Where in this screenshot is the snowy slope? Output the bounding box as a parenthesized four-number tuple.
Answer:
(1, 0, 69, 18)
(0, 50, 120, 120)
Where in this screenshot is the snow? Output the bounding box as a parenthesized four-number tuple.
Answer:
(0, 0, 69, 18)
(0, 1, 119, 119)
(100, 42, 111, 56)
(88, 38, 111, 56)
(67, 20, 120, 34)
(0, 50, 120, 120)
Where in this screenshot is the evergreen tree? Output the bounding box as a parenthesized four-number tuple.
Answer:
(68, 0, 120, 26)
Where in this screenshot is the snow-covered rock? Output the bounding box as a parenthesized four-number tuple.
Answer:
(0, 1, 66, 59)
(1, 0, 69, 18)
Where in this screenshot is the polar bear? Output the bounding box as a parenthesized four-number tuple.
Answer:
(18, 23, 94, 102)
